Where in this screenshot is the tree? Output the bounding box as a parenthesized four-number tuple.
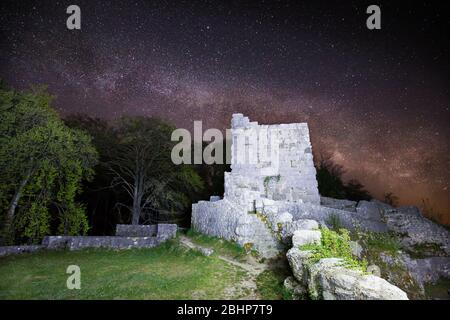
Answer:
(315, 153, 371, 201)
(315, 154, 346, 199)
(344, 179, 371, 201)
(65, 115, 124, 235)
(0, 85, 98, 243)
(109, 117, 203, 225)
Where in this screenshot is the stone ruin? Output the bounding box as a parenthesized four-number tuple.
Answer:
(42, 223, 177, 250)
(192, 114, 450, 258)
(192, 113, 386, 258)
(192, 114, 450, 299)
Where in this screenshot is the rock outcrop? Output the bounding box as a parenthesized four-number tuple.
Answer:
(191, 114, 449, 298)
(286, 229, 409, 300)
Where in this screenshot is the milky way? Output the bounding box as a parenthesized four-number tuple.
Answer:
(1, 0, 449, 223)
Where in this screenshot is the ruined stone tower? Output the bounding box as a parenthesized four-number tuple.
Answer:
(225, 113, 320, 208)
(192, 114, 321, 257)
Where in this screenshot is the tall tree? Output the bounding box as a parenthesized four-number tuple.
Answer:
(109, 117, 203, 225)
(0, 85, 97, 243)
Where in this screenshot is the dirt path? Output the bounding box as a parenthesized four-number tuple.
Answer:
(179, 236, 268, 299)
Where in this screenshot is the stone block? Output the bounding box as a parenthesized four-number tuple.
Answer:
(292, 230, 321, 247)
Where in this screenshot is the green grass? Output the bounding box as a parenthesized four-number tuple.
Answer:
(408, 243, 447, 259)
(255, 268, 291, 300)
(363, 232, 402, 256)
(424, 278, 450, 300)
(0, 239, 248, 300)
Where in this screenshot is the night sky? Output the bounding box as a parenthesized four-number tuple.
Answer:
(1, 0, 449, 224)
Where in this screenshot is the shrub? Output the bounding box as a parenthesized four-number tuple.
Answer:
(301, 227, 367, 271)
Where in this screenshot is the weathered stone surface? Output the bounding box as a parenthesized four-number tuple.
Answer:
(43, 236, 160, 250)
(356, 201, 385, 222)
(286, 247, 313, 286)
(367, 264, 381, 277)
(383, 207, 450, 255)
(42, 236, 73, 249)
(275, 212, 293, 225)
(321, 196, 357, 212)
(292, 230, 321, 247)
(308, 258, 408, 300)
(229, 113, 320, 205)
(157, 224, 178, 241)
(192, 199, 282, 258)
(283, 276, 306, 299)
(0, 245, 44, 257)
(42, 223, 177, 251)
(280, 219, 319, 243)
(380, 251, 450, 287)
(349, 241, 364, 259)
(287, 231, 409, 300)
(116, 224, 157, 237)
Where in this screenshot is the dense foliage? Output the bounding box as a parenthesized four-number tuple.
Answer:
(66, 115, 205, 229)
(0, 85, 98, 243)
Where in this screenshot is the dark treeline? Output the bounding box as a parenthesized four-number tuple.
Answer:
(314, 154, 372, 202)
(65, 115, 229, 236)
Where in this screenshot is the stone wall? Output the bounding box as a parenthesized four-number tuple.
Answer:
(0, 224, 178, 256)
(0, 245, 44, 257)
(192, 114, 389, 258)
(43, 236, 160, 250)
(192, 199, 282, 258)
(191, 114, 450, 266)
(42, 223, 177, 250)
(116, 224, 158, 237)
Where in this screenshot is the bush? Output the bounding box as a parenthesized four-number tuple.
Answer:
(301, 227, 367, 271)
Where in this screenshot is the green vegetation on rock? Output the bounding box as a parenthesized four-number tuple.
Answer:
(300, 227, 368, 271)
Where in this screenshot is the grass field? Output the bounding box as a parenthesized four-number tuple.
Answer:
(0, 233, 286, 300)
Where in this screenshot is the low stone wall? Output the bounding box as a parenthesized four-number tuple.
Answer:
(0, 224, 178, 256)
(43, 236, 160, 250)
(42, 223, 177, 251)
(0, 245, 44, 257)
(116, 224, 157, 237)
(156, 224, 178, 240)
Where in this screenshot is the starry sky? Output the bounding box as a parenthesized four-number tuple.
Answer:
(1, 0, 449, 224)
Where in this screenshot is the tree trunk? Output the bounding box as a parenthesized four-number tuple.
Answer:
(3, 175, 30, 240)
(131, 199, 141, 225)
(131, 184, 142, 225)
